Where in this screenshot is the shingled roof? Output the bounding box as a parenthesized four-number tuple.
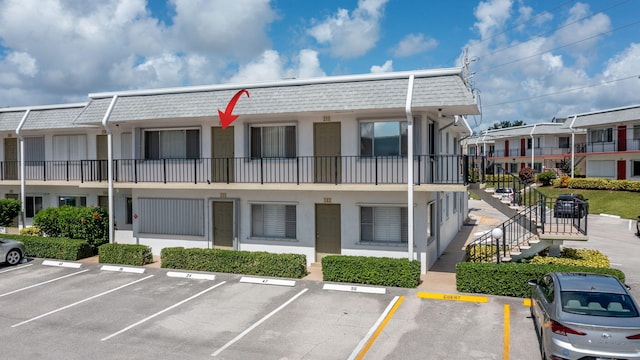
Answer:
(74, 68, 479, 124)
(567, 104, 640, 128)
(0, 103, 89, 132)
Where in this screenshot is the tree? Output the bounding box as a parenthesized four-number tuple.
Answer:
(488, 120, 526, 130)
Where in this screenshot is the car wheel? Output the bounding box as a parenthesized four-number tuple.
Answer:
(6, 249, 22, 265)
(539, 330, 546, 360)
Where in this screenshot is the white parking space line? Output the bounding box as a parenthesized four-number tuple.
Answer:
(0, 263, 33, 274)
(102, 281, 227, 341)
(211, 288, 309, 357)
(0, 269, 89, 298)
(240, 276, 295, 287)
(12, 275, 154, 328)
(166, 271, 216, 281)
(101, 265, 146, 274)
(42, 260, 83, 268)
(323, 283, 386, 295)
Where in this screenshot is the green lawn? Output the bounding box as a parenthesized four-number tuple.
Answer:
(530, 186, 640, 220)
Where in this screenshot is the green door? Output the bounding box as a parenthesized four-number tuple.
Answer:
(212, 201, 234, 248)
(211, 127, 234, 183)
(314, 123, 341, 183)
(4, 138, 18, 180)
(315, 204, 341, 261)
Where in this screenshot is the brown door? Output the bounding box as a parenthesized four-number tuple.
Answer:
(4, 138, 18, 180)
(520, 138, 526, 156)
(618, 125, 627, 151)
(504, 140, 509, 157)
(315, 204, 341, 261)
(97, 134, 108, 181)
(617, 160, 626, 180)
(212, 201, 234, 248)
(211, 127, 234, 183)
(314, 123, 341, 183)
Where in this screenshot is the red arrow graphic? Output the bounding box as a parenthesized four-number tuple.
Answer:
(218, 89, 250, 129)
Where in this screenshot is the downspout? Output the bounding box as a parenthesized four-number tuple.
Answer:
(405, 74, 415, 262)
(16, 109, 31, 229)
(529, 124, 537, 169)
(568, 115, 577, 178)
(101, 96, 118, 244)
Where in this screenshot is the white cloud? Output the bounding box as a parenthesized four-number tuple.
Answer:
(307, 0, 388, 58)
(227, 49, 325, 83)
(473, 0, 513, 40)
(370, 60, 393, 73)
(392, 34, 438, 58)
(7, 51, 38, 77)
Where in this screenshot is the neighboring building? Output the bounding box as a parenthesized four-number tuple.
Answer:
(565, 104, 640, 180)
(1, 68, 480, 274)
(465, 123, 587, 175)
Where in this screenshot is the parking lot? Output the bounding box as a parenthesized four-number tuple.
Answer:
(1, 260, 539, 360)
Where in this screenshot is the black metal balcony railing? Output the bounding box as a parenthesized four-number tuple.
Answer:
(0, 155, 469, 185)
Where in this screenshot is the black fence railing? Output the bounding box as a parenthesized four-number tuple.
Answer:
(0, 155, 469, 185)
(466, 164, 589, 262)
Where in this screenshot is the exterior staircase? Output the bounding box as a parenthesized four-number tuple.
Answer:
(466, 169, 589, 263)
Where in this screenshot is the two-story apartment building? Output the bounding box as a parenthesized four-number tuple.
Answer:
(465, 122, 587, 175)
(1, 68, 480, 274)
(566, 104, 640, 180)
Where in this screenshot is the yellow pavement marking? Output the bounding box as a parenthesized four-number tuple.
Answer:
(523, 298, 531, 307)
(503, 304, 511, 360)
(354, 296, 405, 360)
(417, 292, 488, 303)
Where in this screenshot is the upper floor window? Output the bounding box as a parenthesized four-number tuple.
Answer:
(250, 125, 296, 158)
(589, 128, 613, 143)
(633, 125, 640, 140)
(53, 135, 86, 161)
(144, 129, 200, 160)
(559, 137, 570, 148)
(25, 136, 45, 162)
(360, 121, 407, 157)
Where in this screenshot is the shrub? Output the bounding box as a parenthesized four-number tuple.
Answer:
(20, 226, 43, 236)
(536, 171, 557, 186)
(0, 234, 92, 260)
(456, 262, 625, 298)
(34, 205, 109, 251)
(160, 247, 308, 278)
(528, 248, 610, 268)
(0, 198, 21, 227)
(99, 243, 153, 266)
(518, 167, 535, 184)
(322, 255, 421, 288)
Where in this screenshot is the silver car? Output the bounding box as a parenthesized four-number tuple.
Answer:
(0, 238, 25, 265)
(529, 272, 640, 359)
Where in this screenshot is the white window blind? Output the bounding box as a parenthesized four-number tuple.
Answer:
(251, 204, 296, 239)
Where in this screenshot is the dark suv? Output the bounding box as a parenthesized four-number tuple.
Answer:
(553, 193, 587, 218)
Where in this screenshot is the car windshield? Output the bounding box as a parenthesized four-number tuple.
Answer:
(561, 291, 639, 317)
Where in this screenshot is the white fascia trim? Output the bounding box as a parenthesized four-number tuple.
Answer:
(1, 102, 88, 113)
(89, 68, 463, 99)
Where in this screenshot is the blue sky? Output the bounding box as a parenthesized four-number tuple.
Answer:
(0, 0, 639, 132)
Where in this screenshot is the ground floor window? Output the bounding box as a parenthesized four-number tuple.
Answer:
(138, 198, 204, 236)
(251, 204, 296, 239)
(26, 196, 43, 218)
(59, 196, 86, 207)
(633, 160, 640, 177)
(360, 206, 407, 243)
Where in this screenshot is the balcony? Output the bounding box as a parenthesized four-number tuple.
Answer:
(1, 155, 469, 185)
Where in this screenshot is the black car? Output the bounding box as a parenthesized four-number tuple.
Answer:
(554, 193, 587, 218)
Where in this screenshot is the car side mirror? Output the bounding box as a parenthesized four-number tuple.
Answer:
(528, 279, 539, 286)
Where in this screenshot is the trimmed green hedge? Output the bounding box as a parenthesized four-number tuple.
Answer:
(322, 255, 421, 288)
(160, 247, 308, 278)
(552, 177, 640, 192)
(0, 234, 92, 260)
(98, 243, 153, 266)
(456, 262, 626, 298)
